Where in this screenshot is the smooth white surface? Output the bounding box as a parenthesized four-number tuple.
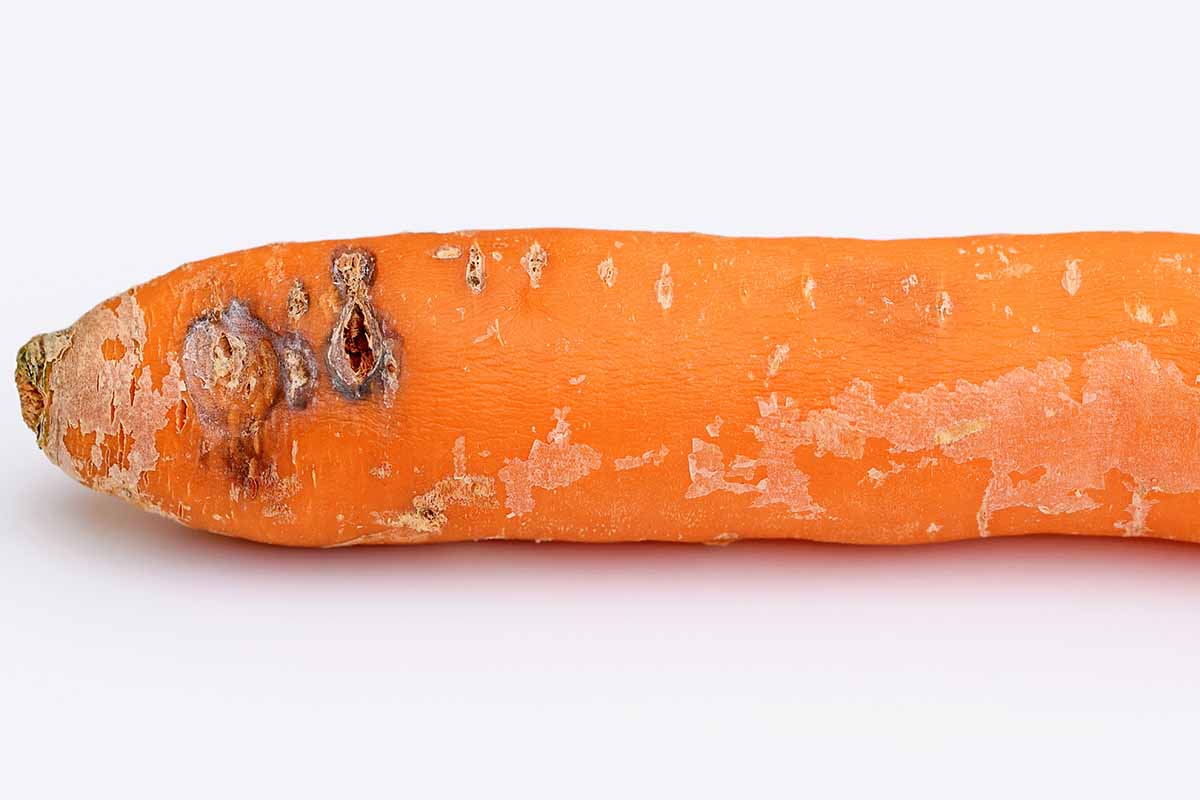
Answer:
(3, 2, 1200, 797)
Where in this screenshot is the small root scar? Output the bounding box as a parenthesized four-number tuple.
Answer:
(465, 242, 486, 294)
(522, 242, 547, 288)
(1062, 259, 1082, 296)
(597, 257, 617, 287)
(655, 264, 673, 310)
(766, 343, 790, 378)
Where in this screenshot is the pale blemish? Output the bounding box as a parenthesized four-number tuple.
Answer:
(597, 257, 617, 287)
(491, 251, 502, 262)
(38, 293, 184, 506)
(1126, 300, 1155, 325)
(766, 343, 790, 379)
(338, 438, 495, 545)
(685, 394, 825, 518)
(784, 341, 1200, 536)
(613, 445, 669, 471)
(473, 319, 506, 346)
(522, 242, 547, 288)
(1160, 309, 1179, 327)
(1115, 486, 1156, 537)
(370, 462, 392, 479)
(433, 244, 462, 260)
(498, 408, 602, 517)
(655, 264, 674, 310)
(568, 374, 586, 386)
(802, 277, 816, 309)
(1062, 259, 1082, 296)
(706, 416, 724, 438)
(927, 522, 942, 534)
(900, 274, 919, 295)
(936, 291, 953, 325)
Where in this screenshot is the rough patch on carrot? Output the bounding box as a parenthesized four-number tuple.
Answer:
(15, 230, 1200, 547)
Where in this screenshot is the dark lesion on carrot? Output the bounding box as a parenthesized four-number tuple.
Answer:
(182, 300, 318, 496)
(326, 246, 394, 400)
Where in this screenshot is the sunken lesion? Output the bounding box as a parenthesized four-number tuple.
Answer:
(326, 246, 397, 400)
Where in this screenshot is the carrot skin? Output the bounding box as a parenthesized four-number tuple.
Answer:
(16, 229, 1200, 547)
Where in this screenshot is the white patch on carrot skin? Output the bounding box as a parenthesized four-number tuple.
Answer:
(684, 395, 825, 518)
(1115, 486, 1156, 537)
(1159, 309, 1179, 327)
(655, 264, 674, 310)
(1062, 259, 1082, 296)
(335, 438, 495, 546)
(433, 244, 462, 260)
(900, 274, 919, 295)
(597, 257, 617, 287)
(370, 462, 392, 479)
(568, 374, 586, 385)
(613, 445, 669, 471)
(498, 408, 602, 517)
(936, 291, 953, 325)
(39, 293, 185, 511)
(802, 277, 816, 309)
(766, 343, 790, 379)
(766, 340, 1200, 537)
(1126, 300, 1155, 325)
(522, 242, 547, 288)
(706, 416, 724, 438)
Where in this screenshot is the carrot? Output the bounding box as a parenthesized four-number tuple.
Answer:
(15, 229, 1200, 547)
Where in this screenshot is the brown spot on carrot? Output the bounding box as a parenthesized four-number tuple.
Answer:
(287, 280, 310, 322)
(183, 301, 281, 494)
(466, 242, 486, 294)
(279, 334, 317, 409)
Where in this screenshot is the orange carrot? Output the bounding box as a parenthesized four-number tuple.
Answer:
(16, 229, 1200, 547)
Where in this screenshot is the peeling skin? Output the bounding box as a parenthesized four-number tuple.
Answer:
(338, 437, 496, 545)
(685, 394, 825, 518)
(655, 264, 673, 310)
(433, 244, 462, 260)
(705, 416, 724, 438)
(757, 341, 1200, 536)
(614, 445, 669, 471)
(28, 293, 184, 505)
(936, 291, 953, 324)
(498, 408, 602, 517)
(522, 242, 547, 288)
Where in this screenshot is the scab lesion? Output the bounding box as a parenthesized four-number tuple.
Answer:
(326, 246, 396, 400)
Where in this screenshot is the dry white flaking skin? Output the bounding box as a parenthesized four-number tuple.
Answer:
(613, 445, 669, 471)
(433, 244, 462, 260)
(498, 408, 602, 517)
(336, 437, 496, 545)
(42, 293, 184, 507)
(691, 341, 1200, 537)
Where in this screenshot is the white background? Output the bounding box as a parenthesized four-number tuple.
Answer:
(3, 2, 1200, 797)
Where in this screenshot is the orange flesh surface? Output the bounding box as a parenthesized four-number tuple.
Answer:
(18, 230, 1200, 547)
